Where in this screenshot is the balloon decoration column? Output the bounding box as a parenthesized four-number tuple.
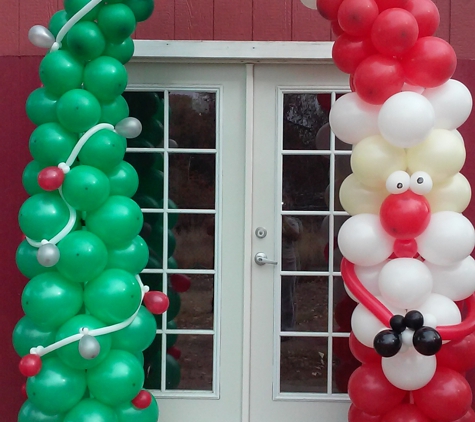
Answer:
(316, 0, 475, 421)
(13, 1, 167, 421)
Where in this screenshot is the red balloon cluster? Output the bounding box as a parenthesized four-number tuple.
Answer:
(318, 0, 456, 104)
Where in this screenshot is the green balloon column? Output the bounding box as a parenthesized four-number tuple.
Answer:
(13, 1, 168, 421)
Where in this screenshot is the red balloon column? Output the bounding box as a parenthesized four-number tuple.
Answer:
(12, 1, 167, 421)
(317, 0, 475, 420)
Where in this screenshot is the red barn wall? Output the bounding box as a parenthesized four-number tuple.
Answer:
(1, 1, 475, 420)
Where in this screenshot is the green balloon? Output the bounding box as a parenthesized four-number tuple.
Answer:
(27, 356, 87, 415)
(137, 168, 164, 202)
(22, 272, 83, 329)
(134, 350, 145, 366)
(100, 95, 129, 125)
(155, 288, 181, 324)
(124, 92, 159, 121)
(64, 0, 102, 21)
(111, 305, 156, 352)
(133, 194, 160, 225)
(19, 400, 65, 422)
(124, 0, 155, 22)
(148, 223, 176, 259)
(103, 37, 135, 64)
(62, 165, 110, 212)
(84, 56, 128, 102)
(97, 4, 137, 44)
(144, 320, 178, 359)
(78, 129, 126, 173)
(29, 123, 77, 167)
(86, 196, 143, 247)
(56, 314, 111, 369)
(168, 256, 178, 270)
(115, 395, 159, 422)
(84, 268, 141, 324)
(144, 353, 181, 390)
(16, 240, 56, 279)
(22, 161, 45, 196)
(87, 349, 144, 406)
(39, 50, 84, 96)
(48, 10, 68, 37)
(153, 153, 165, 172)
(107, 161, 139, 197)
(19, 192, 70, 241)
(26, 88, 59, 126)
(56, 89, 101, 133)
(64, 399, 117, 422)
(141, 118, 164, 146)
(66, 21, 106, 62)
(12, 316, 57, 357)
(56, 231, 108, 282)
(106, 235, 149, 274)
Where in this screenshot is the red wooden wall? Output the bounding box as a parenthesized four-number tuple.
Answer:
(1, 0, 475, 420)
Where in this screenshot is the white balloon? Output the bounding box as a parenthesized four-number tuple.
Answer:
(329, 93, 381, 145)
(417, 293, 461, 327)
(402, 83, 425, 94)
(426, 256, 475, 301)
(378, 92, 435, 148)
(352, 261, 387, 300)
(338, 214, 394, 266)
(115, 117, 142, 139)
(379, 259, 432, 309)
(315, 123, 352, 151)
(339, 174, 387, 215)
(382, 347, 436, 391)
(28, 25, 55, 49)
(423, 79, 473, 130)
(416, 211, 475, 265)
(300, 0, 317, 9)
(425, 173, 471, 213)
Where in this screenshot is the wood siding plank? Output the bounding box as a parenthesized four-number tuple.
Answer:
(433, 0, 450, 42)
(0, 2, 19, 56)
(175, 0, 214, 40)
(292, 1, 331, 41)
(253, 0, 292, 41)
(135, 0, 175, 40)
(450, 0, 475, 59)
(214, 0, 252, 40)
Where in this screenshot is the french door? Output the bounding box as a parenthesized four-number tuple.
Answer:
(126, 58, 350, 422)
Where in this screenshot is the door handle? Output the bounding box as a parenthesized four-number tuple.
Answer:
(254, 252, 278, 266)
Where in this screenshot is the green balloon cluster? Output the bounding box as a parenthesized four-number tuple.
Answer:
(15, 1, 159, 421)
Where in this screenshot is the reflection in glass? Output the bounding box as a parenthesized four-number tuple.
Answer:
(280, 337, 328, 393)
(332, 335, 360, 393)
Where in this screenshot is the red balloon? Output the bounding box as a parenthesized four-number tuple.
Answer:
(167, 346, 182, 360)
(21, 383, 27, 398)
(332, 34, 377, 74)
(393, 239, 418, 258)
(353, 55, 405, 104)
(381, 404, 431, 422)
(379, 191, 431, 239)
(374, 0, 409, 11)
(143, 291, 170, 315)
(170, 274, 191, 293)
(19, 354, 42, 377)
(334, 359, 361, 393)
(338, 0, 379, 37)
(413, 367, 472, 422)
(334, 332, 356, 361)
(348, 404, 383, 422)
(349, 332, 381, 363)
(317, 0, 345, 21)
(334, 295, 357, 331)
(437, 332, 475, 373)
(405, 0, 440, 38)
(371, 8, 419, 57)
(348, 363, 407, 416)
(401, 37, 457, 88)
(132, 390, 152, 409)
(450, 408, 475, 422)
(38, 166, 65, 191)
(331, 20, 345, 37)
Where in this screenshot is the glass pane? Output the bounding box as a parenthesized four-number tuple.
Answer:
(169, 153, 215, 209)
(332, 336, 360, 393)
(333, 215, 350, 271)
(169, 91, 216, 149)
(334, 278, 356, 332)
(280, 337, 328, 393)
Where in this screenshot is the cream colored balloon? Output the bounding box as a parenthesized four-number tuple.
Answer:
(300, 0, 317, 9)
(339, 174, 388, 215)
(407, 129, 466, 184)
(351, 135, 407, 189)
(425, 173, 472, 213)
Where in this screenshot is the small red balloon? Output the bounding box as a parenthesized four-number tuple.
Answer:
(374, 0, 408, 11)
(37, 166, 65, 191)
(132, 390, 152, 409)
(167, 346, 182, 360)
(349, 332, 381, 364)
(334, 358, 361, 393)
(413, 367, 472, 422)
(19, 354, 42, 377)
(379, 191, 431, 239)
(381, 403, 431, 422)
(353, 55, 405, 104)
(331, 20, 345, 37)
(401, 36, 457, 88)
(144, 291, 170, 315)
(332, 33, 377, 74)
(393, 239, 418, 258)
(348, 403, 383, 422)
(338, 0, 379, 38)
(437, 331, 475, 373)
(405, 0, 440, 38)
(170, 274, 191, 293)
(371, 8, 419, 57)
(317, 0, 345, 21)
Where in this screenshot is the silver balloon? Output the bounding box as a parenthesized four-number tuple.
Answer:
(300, 0, 317, 9)
(78, 335, 101, 360)
(28, 25, 56, 49)
(115, 117, 142, 139)
(37, 243, 60, 267)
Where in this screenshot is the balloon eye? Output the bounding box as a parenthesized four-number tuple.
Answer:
(386, 171, 410, 194)
(410, 171, 433, 195)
